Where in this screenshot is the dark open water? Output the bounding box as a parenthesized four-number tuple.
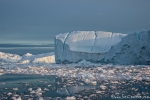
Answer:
(0, 47, 54, 56)
(0, 43, 54, 55)
(1, 74, 150, 100)
(0, 74, 64, 99)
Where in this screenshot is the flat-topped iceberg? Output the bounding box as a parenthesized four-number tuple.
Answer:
(55, 30, 150, 65)
(55, 31, 127, 63)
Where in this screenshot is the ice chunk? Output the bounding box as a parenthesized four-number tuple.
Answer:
(100, 85, 107, 90)
(13, 88, 18, 91)
(7, 92, 12, 96)
(28, 88, 32, 91)
(24, 53, 33, 56)
(37, 97, 43, 100)
(35, 87, 42, 93)
(66, 96, 76, 100)
(12, 96, 21, 100)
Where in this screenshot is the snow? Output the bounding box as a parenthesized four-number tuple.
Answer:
(55, 31, 127, 63)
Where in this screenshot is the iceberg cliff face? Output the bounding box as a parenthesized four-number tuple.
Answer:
(55, 31, 127, 63)
(104, 30, 150, 65)
(55, 30, 150, 65)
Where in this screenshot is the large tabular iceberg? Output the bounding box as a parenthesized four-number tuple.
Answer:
(55, 30, 150, 65)
(55, 31, 127, 63)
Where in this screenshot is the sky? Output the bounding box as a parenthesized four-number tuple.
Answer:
(0, 0, 150, 44)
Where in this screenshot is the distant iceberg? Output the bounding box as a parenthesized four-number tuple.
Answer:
(0, 52, 21, 63)
(0, 52, 55, 64)
(19, 52, 55, 64)
(55, 30, 150, 65)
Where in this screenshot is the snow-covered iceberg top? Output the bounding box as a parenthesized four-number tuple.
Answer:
(55, 31, 127, 53)
(55, 30, 150, 65)
(55, 31, 127, 63)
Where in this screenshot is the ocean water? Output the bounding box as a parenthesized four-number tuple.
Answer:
(0, 47, 54, 56)
(1, 45, 150, 99)
(0, 43, 55, 55)
(1, 74, 150, 100)
(0, 74, 64, 99)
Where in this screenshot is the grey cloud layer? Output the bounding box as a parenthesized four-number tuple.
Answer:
(0, 0, 150, 44)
